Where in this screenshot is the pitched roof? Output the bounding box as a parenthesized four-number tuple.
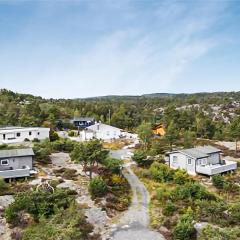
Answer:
(180, 148, 208, 159)
(0, 148, 34, 159)
(86, 123, 121, 131)
(195, 146, 222, 154)
(172, 145, 221, 159)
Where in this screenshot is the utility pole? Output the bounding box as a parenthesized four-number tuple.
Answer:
(108, 109, 111, 125)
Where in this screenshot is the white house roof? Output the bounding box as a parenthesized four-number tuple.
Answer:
(0, 127, 50, 134)
(0, 148, 35, 159)
(86, 123, 122, 132)
(171, 145, 221, 159)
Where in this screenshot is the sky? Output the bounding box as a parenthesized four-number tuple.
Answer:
(0, 0, 240, 99)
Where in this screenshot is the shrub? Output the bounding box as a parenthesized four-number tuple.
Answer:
(229, 203, 240, 224)
(5, 189, 73, 226)
(172, 182, 216, 201)
(173, 169, 190, 185)
(163, 201, 177, 216)
(199, 225, 240, 240)
(24, 138, 30, 142)
(149, 162, 174, 182)
(212, 174, 225, 189)
(0, 177, 8, 193)
(196, 200, 228, 224)
(0, 144, 8, 149)
(89, 177, 107, 198)
(156, 188, 171, 202)
(102, 157, 123, 175)
(132, 150, 150, 167)
(68, 131, 75, 137)
(173, 208, 196, 240)
(49, 131, 59, 142)
(22, 204, 94, 240)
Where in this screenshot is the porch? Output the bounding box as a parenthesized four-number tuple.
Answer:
(0, 168, 31, 179)
(196, 160, 237, 176)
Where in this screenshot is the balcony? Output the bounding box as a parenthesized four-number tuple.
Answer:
(0, 168, 31, 179)
(196, 160, 237, 176)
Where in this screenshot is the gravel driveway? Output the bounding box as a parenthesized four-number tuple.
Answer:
(108, 151, 165, 240)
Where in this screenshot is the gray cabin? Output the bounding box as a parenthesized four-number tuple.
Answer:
(0, 148, 34, 179)
(167, 145, 237, 176)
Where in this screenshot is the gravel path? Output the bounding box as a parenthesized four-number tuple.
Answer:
(108, 165, 165, 240)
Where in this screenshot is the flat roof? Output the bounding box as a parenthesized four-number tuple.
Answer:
(0, 127, 50, 133)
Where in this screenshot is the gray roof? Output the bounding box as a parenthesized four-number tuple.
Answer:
(180, 148, 208, 159)
(195, 146, 222, 154)
(0, 148, 34, 159)
(174, 145, 221, 159)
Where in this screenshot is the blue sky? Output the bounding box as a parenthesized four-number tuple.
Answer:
(0, 0, 240, 98)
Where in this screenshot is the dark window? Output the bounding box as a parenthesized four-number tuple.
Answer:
(3, 134, 5, 140)
(29, 131, 32, 136)
(37, 132, 40, 135)
(17, 132, 21, 137)
(1, 159, 9, 165)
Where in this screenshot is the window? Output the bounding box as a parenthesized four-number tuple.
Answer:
(3, 134, 5, 140)
(187, 158, 192, 165)
(173, 156, 178, 163)
(106, 131, 110, 136)
(29, 131, 32, 136)
(1, 159, 9, 165)
(37, 132, 40, 135)
(201, 159, 207, 166)
(16, 132, 21, 137)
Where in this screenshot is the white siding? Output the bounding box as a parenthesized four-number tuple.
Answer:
(0, 128, 50, 144)
(169, 152, 196, 175)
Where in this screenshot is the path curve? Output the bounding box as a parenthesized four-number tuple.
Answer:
(108, 161, 165, 240)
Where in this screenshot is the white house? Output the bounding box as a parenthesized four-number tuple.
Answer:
(167, 145, 237, 176)
(0, 127, 50, 144)
(80, 123, 122, 141)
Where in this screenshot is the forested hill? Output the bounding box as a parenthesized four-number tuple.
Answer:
(1, 88, 240, 140)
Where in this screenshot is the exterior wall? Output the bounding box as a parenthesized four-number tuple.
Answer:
(169, 152, 196, 175)
(207, 153, 220, 165)
(81, 127, 122, 141)
(0, 156, 33, 171)
(95, 128, 121, 140)
(0, 128, 49, 144)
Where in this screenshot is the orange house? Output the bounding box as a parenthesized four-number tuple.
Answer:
(152, 124, 166, 136)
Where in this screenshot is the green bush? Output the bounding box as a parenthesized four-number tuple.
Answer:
(172, 182, 216, 201)
(101, 157, 123, 174)
(89, 177, 108, 198)
(156, 188, 171, 202)
(196, 200, 228, 225)
(149, 162, 174, 182)
(0, 177, 8, 194)
(22, 204, 94, 240)
(163, 201, 177, 216)
(51, 139, 76, 153)
(132, 150, 149, 167)
(229, 203, 240, 224)
(173, 169, 190, 185)
(68, 131, 75, 137)
(212, 174, 225, 189)
(199, 225, 240, 240)
(5, 189, 73, 226)
(173, 208, 196, 240)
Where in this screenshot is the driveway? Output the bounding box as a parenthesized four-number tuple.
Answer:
(108, 150, 165, 240)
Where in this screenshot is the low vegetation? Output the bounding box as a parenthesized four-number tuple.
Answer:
(4, 188, 97, 240)
(134, 162, 240, 240)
